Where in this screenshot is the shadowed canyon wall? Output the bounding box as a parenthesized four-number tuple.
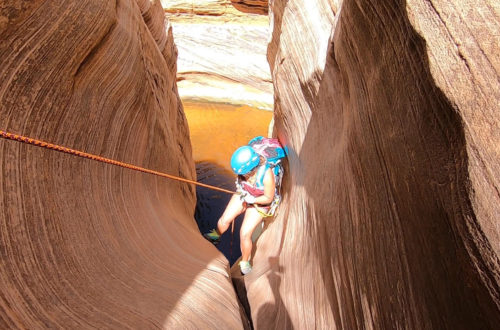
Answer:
(235, 0, 500, 328)
(0, 0, 247, 328)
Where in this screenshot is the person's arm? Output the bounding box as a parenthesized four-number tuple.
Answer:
(251, 168, 275, 205)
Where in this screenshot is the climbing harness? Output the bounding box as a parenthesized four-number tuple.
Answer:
(254, 195, 281, 218)
(0, 130, 236, 195)
(255, 205, 273, 217)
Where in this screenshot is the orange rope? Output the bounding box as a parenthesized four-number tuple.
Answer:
(0, 130, 236, 195)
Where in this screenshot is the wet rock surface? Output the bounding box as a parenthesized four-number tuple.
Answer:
(237, 0, 500, 328)
(0, 0, 247, 328)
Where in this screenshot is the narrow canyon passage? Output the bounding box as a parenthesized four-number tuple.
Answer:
(164, 2, 275, 267)
(184, 102, 272, 264)
(0, 0, 499, 329)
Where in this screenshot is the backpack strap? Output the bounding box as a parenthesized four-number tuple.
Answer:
(256, 163, 284, 192)
(255, 163, 269, 190)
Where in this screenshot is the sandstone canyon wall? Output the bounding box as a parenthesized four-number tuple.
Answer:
(0, 0, 247, 328)
(162, 0, 273, 109)
(237, 0, 500, 328)
(2, 0, 499, 328)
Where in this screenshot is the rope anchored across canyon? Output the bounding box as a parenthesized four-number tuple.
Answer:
(0, 129, 236, 195)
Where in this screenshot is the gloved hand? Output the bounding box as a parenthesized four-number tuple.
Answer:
(239, 190, 247, 201)
(243, 194, 256, 204)
(236, 184, 244, 195)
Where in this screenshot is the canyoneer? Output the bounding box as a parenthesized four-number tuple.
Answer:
(204, 136, 286, 275)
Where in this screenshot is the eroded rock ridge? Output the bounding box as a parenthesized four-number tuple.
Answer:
(0, 0, 247, 328)
(236, 0, 500, 328)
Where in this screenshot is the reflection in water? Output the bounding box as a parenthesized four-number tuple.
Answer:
(185, 101, 272, 265)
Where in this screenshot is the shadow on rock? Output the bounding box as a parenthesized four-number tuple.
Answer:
(195, 161, 244, 265)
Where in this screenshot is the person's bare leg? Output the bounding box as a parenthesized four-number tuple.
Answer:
(217, 194, 245, 235)
(240, 207, 264, 262)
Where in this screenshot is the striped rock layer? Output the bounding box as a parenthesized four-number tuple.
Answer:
(1, 0, 499, 328)
(162, 0, 273, 109)
(234, 0, 500, 328)
(0, 0, 247, 328)
(161, 0, 267, 16)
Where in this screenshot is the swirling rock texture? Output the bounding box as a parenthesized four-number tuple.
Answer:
(235, 0, 500, 328)
(0, 0, 247, 328)
(162, 0, 273, 109)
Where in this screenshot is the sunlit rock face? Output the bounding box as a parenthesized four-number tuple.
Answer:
(161, 0, 268, 15)
(230, 0, 269, 14)
(236, 0, 500, 328)
(0, 0, 247, 328)
(162, 0, 273, 110)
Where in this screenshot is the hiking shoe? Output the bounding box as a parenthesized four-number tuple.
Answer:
(239, 261, 252, 275)
(203, 229, 220, 245)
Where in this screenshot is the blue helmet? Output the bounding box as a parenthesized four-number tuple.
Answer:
(231, 146, 259, 175)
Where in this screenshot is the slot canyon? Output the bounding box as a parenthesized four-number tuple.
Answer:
(1, 0, 499, 328)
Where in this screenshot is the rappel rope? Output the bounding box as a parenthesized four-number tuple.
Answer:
(0, 130, 236, 195)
